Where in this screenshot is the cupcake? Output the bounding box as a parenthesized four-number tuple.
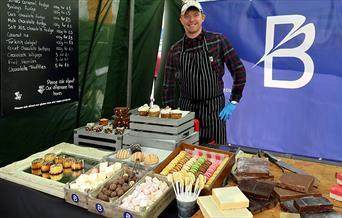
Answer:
(31, 158, 44, 170)
(71, 159, 84, 171)
(63, 157, 75, 168)
(49, 163, 63, 175)
(148, 105, 160, 117)
(41, 161, 53, 173)
(160, 106, 172, 118)
(170, 109, 182, 119)
(44, 153, 56, 162)
(54, 154, 65, 164)
(138, 104, 149, 116)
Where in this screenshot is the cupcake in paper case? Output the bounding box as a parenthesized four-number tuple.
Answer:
(44, 153, 56, 162)
(160, 106, 172, 118)
(49, 163, 64, 175)
(148, 105, 160, 117)
(138, 104, 149, 116)
(170, 109, 182, 119)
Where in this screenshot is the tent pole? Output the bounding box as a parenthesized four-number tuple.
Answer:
(126, 0, 134, 108)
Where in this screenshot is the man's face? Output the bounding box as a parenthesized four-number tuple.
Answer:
(180, 9, 205, 37)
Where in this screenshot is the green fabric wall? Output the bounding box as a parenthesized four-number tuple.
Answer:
(102, 0, 165, 116)
(155, 0, 184, 105)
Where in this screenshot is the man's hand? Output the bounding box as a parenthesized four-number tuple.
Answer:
(219, 102, 237, 121)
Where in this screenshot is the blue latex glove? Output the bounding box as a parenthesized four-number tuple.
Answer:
(219, 102, 237, 121)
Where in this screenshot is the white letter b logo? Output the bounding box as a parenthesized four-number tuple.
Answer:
(256, 15, 315, 89)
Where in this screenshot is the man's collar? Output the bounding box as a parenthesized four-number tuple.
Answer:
(185, 29, 205, 41)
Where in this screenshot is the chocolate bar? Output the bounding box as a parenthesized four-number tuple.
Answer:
(248, 194, 278, 214)
(238, 179, 275, 200)
(280, 200, 299, 213)
(294, 196, 333, 213)
(301, 211, 341, 218)
(274, 186, 321, 202)
(236, 157, 269, 177)
(232, 172, 274, 184)
(277, 172, 315, 193)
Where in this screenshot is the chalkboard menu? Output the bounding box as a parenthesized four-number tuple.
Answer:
(1, 0, 78, 115)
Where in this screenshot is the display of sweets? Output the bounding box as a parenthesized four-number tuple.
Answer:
(113, 106, 130, 129)
(120, 176, 169, 211)
(189, 155, 207, 175)
(206, 157, 229, 186)
(137, 104, 185, 119)
(168, 153, 192, 174)
(181, 156, 198, 172)
(69, 162, 122, 193)
(204, 160, 220, 181)
(96, 168, 143, 202)
(159, 149, 230, 186)
(195, 159, 212, 178)
(160, 151, 188, 175)
(30, 153, 86, 181)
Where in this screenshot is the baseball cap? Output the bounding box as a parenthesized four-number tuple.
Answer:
(181, 1, 203, 16)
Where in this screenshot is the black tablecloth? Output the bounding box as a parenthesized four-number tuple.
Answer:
(0, 144, 238, 218)
(0, 178, 178, 218)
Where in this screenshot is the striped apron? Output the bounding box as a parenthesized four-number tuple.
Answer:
(178, 36, 227, 144)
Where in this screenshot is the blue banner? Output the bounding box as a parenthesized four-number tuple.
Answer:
(201, 0, 342, 162)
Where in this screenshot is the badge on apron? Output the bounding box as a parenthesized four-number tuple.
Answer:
(209, 56, 214, 62)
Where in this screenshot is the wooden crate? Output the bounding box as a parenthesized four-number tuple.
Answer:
(115, 173, 175, 218)
(74, 127, 122, 151)
(64, 186, 89, 209)
(123, 130, 199, 151)
(129, 111, 195, 138)
(87, 168, 147, 217)
(64, 164, 123, 209)
(154, 143, 235, 195)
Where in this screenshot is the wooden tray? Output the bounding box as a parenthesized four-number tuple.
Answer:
(115, 173, 175, 218)
(64, 162, 123, 209)
(0, 143, 112, 198)
(154, 143, 235, 195)
(87, 167, 146, 217)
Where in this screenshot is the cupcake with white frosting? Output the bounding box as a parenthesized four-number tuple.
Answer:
(138, 104, 149, 116)
(148, 105, 160, 117)
(170, 108, 182, 119)
(160, 106, 172, 118)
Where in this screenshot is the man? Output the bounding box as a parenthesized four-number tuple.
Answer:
(162, 0, 246, 144)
